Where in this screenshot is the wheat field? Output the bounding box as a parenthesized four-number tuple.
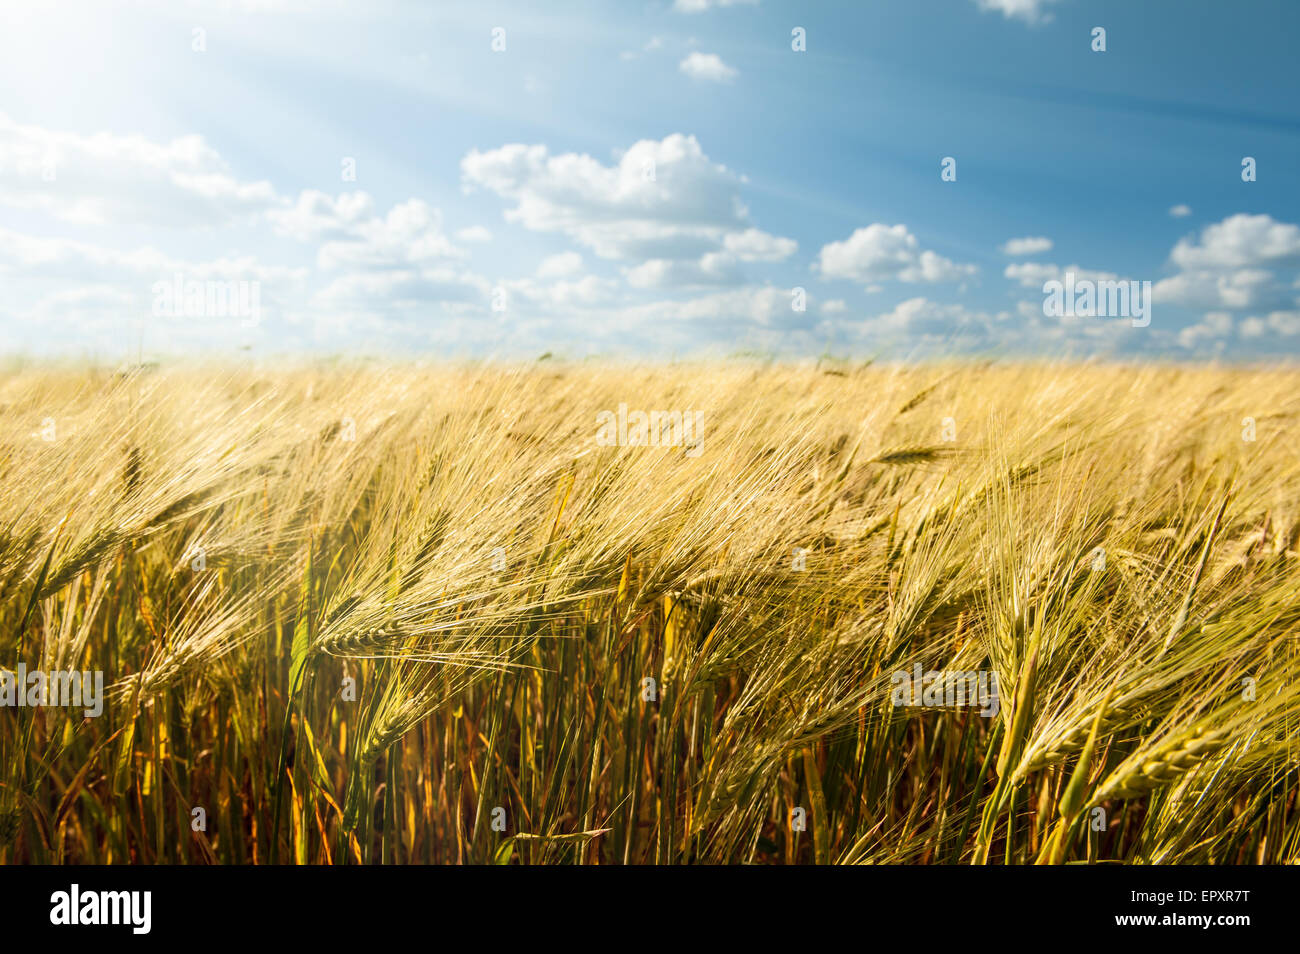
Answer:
(1, 359, 1297, 864)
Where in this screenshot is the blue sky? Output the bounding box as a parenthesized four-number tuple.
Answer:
(2, 0, 1298, 360)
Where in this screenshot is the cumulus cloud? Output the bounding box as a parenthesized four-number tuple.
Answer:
(1153, 214, 1300, 311)
(625, 227, 797, 289)
(1169, 204, 1192, 218)
(0, 115, 505, 350)
(268, 191, 377, 241)
(0, 225, 309, 348)
(625, 232, 795, 288)
(0, 226, 305, 285)
(626, 258, 732, 289)
(861, 297, 1004, 336)
(1240, 311, 1300, 338)
(721, 228, 797, 261)
(1152, 269, 1276, 310)
(272, 192, 464, 271)
(1004, 262, 1120, 288)
(462, 134, 793, 291)
(461, 135, 751, 259)
(816, 224, 977, 285)
(679, 52, 738, 82)
(673, 0, 759, 12)
(999, 236, 1052, 256)
(315, 268, 488, 308)
(1169, 214, 1300, 270)
(1177, 312, 1233, 349)
(455, 225, 493, 243)
(618, 285, 798, 329)
(974, 0, 1061, 25)
(807, 295, 1123, 356)
(507, 274, 619, 309)
(314, 199, 464, 271)
(536, 251, 583, 278)
(0, 112, 281, 226)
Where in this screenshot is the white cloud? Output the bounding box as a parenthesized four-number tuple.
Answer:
(1151, 215, 1300, 311)
(974, 0, 1061, 25)
(999, 236, 1052, 256)
(1152, 269, 1275, 310)
(625, 229, 796, 287)
(1169, 213, 1300, 270)
(314, 199, 464, 271)
(1177, 311, 1233, 349)
(721, 228, 797, 261)
(315, 268, 488, 308)
(0, 227, 305, 285)
(673, 0, 759, 12)
(0, 116, 500, 348)
(462, 135, 793, 293)
(861, 297, 1004, 336)
(817, 224, 977, 285)
(685, 233, 794, 280)
(507, 275, 618, 309)
(0, 112, 280, 226)
(272, 191, 469, 274)
(536, 251, 583, 278)
(618, 230, 790, 289)
(1017, 300, 1043, 321)
(679, 52, 738, 83)
(268, 190, 376, 241)
(544, 276, 616, 307)
(0, 116, 526, 353)
(1004, 262, 1120, 288)
(461, 135, 750, 260)
(626, 227, 796, 287)
(455, 226, 492, 243)
(0, 224, 312, 351)
(625, 257, 739, 288)
(1240, 311, 1300, 338)
(1169, 204, 1192, 218)
(618, 285, 797, 328)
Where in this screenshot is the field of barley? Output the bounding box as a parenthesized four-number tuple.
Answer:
(1, 359, 1298, 864)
